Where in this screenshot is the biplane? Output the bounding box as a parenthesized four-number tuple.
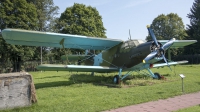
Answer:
(2, 26, 197, 83)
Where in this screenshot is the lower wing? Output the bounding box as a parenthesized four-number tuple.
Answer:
(126, 60, 188, 71)
(36, 61, 187, 73)
(37, 64, 118, 73)
(152, 61, 188, 68)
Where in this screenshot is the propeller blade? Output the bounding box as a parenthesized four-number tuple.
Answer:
(143, 51, 157, 63)
(147, 25, 159, 46)
(162, 38, 176, 50)
(162, 54, 172, 71)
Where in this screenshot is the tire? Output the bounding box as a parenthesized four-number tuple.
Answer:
(153, 73, 161, 79)
(113, 75, 120, 84)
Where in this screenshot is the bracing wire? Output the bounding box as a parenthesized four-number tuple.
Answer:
(62, 39, 120, 68)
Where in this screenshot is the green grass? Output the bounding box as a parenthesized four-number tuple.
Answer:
(175, 105, 200, 112)
(1, 65, 200, 112)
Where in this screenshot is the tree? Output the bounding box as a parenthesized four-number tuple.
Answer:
(146, 13, 186, 40)
(185, 0, 200, 54)
(27, 0, 59, 64)
(53, 3, 107, 59)
(146, 13, 187, 58)
(27, 0, 59, 32)
(57, 3, 106, 37)
(0, 0, 38, 72)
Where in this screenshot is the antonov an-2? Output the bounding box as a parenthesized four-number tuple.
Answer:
(2, 26, 197, 83)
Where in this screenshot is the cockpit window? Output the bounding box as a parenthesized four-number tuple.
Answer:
(121, 40, 146, 49)
(124, 42, 130, 49)
(138, 40, 146, 43)
(128, 41, 136, 48)
(133, 40, 139, 46)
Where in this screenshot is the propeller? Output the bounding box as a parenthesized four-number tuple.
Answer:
(143, 25, 176, 71)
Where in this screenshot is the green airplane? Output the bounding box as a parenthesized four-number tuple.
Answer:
(2, 26, 197, 84)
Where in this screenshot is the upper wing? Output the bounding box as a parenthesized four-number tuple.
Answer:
(36, 64, 118, 73)
(158, 40, 197, 48)
(2, 29, 123, 50)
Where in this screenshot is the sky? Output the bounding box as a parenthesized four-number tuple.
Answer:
(53, 0, 194, 41)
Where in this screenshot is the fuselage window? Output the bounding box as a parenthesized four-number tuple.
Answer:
(133, 40, 139, 46)
(122, 42, 130, 49)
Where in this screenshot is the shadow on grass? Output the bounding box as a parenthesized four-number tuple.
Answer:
(34, 74, 117, 89)
(35, 76, 61, 79)
(35, 81, 73, 89)
(34, 73, 169, 89)
(157, 92, 165, 94)
(196, 82, 200, 85)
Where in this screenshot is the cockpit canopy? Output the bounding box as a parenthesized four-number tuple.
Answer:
(121, 39, 146, 49)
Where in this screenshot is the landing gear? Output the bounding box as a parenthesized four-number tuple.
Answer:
(113, 75, 120, 84)
(153, 73, 161, 79)
(113, 68, 134, 84)
(146, 68, 165, 80)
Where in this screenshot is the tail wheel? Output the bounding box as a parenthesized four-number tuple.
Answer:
(113, 75, 120, 84)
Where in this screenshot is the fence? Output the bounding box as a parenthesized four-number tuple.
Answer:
(0, 60, 65, 73)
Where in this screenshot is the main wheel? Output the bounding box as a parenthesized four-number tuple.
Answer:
(113, 75, 120, 84)
(153, 73, 161, 79)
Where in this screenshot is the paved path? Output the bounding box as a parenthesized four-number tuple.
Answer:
(105, 91, 200, 112)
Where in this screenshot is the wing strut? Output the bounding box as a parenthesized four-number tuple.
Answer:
(59, 38, 70, 64)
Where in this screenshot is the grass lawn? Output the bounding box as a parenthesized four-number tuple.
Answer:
(175, 105, 200, 112)
(1, 64, 200, 112)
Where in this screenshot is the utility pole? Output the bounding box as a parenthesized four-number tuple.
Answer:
(41, 46, 42, 64)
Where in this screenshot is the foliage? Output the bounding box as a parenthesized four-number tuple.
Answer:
(184, 0, 200, 54)
(0, 65, 199, 112)
(0, 0, 37, 30)
(0, 0, 60, 72)
(146, 13, 187, 58)
(146, 13, 186, 40)
(0, 0, 38, 72)
(52, 3, 107, 58)
(57, 3, 106, 37)
(26, 0, 59, 63)
(27, 0, 59, 32)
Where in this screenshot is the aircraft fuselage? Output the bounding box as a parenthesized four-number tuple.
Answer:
(87, 39, 156, 69)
